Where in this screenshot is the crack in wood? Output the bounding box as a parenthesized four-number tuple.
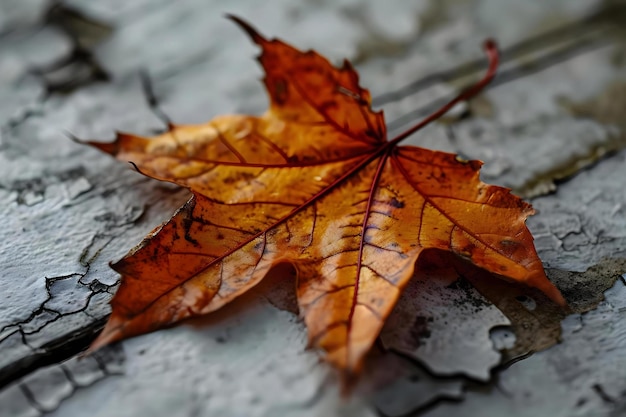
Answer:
(374, 3, 626, 107)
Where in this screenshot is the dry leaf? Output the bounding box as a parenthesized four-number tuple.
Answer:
(82, 16, 564, 375)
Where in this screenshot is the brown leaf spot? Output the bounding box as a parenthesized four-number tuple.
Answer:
(389, 197, 404, 209)
(272, 78, 289, 105)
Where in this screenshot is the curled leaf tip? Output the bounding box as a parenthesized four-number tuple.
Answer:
(64, 130, 82, 143)
(88, 139, 120, 155)
(128, 161, 148, 177)
(66, 131, 116, 154)
(483, 38, 498, 52)
(227, 14, 267, 44)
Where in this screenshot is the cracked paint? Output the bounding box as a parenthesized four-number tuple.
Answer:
(381, 251, 510, 381)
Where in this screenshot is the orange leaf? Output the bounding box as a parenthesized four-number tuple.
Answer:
(84, 16, 564, 375)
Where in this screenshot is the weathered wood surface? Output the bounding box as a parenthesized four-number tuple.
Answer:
(1, 1, 625, 416)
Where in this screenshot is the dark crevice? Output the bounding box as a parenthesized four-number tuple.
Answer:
(19, 383, 47, 413)
(28, 2, 112, 95)
(374, 2, 626, 108)
(0, 273, 81, 336)
(139, 70, 173, 131)
(60, 364, 78, 389)
(0, 259, 116, 338)
(384, 35, 608, 133)
(0, 317, 107, 391)
(12, 344, 124, 416)
(386, 347, 477, 385)
(373, 349, 470, 417)
(0, 238, 119, 389)
(490, 350, 535, 373)
(91, 350, 113, 375)
(9, 165, 89, 206)
(593, 383, 617, 404)
(513, 132, 626, 199)
(547, 147, 625, 191)
(2, 107, 46, 132)
(18, 327, 36, 351)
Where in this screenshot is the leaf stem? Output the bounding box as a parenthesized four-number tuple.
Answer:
(389, 39, 499, 145)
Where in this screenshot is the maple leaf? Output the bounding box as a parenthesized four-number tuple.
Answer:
(83, 16, 565, 375)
